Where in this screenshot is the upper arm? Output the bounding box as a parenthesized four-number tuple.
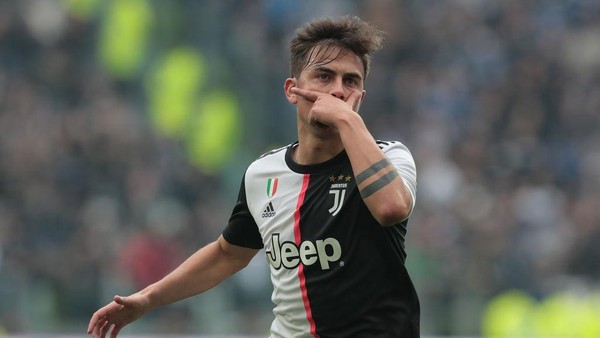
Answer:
(358, 141, 417, 226)
(216, 235, 260, 271)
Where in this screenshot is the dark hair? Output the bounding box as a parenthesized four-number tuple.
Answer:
(290, 16, 384, 78)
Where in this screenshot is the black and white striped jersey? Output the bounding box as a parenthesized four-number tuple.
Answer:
(223, 141, 420, 338)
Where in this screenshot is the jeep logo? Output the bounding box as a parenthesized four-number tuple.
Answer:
(266, 233, 342, 270)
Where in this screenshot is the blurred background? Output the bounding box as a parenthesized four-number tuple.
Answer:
(0, 0, 599, 336)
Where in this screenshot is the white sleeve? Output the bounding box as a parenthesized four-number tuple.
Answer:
(382, 141, 417, 218)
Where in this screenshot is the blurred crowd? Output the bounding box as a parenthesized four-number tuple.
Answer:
(0, 0, 599, 336)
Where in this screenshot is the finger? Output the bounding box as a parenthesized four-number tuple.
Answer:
(99, 321, 109, 338)
(90, 320, 101, 338)
(290, 87, 320, 102)
(88, 312, 107, 334)
(99, 320, 111, 338)
(346, 90, 363, 111)
(109, 323, 124, 338)
(109, 322, 127, 338)
(91, 323, 100, 338)
(87, 314, 99, 334)
(92, 319, 107, 338)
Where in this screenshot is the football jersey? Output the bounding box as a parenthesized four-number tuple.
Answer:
(223, 140, 420, 338)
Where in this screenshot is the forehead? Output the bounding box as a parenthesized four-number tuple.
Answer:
(303, 45, 364, 76)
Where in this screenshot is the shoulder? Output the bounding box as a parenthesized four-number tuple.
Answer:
(376, 140, 413, 156)
(246, 143, 291, 175)
(256, 143, 290, 160)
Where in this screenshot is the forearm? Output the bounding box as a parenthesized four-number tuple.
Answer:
(139, 236, 253, 309)
(337, 114, 413, 226)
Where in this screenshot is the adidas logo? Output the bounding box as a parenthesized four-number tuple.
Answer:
(262, 202, 276, 218)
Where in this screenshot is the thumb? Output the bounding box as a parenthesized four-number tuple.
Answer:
(114, 295, 133, 306)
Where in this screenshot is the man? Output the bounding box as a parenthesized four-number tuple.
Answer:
(88, 16, 420, 338)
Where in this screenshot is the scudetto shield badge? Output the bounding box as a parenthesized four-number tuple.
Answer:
(267, 177, 279, 198)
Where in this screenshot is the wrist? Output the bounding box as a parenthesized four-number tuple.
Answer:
(139, 285, 161, 309)
(336, 110, 365, 134)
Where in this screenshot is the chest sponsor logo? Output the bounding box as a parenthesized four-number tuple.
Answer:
(266, 233, 342, 270)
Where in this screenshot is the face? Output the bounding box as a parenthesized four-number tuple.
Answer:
(284, 46, 366, 135)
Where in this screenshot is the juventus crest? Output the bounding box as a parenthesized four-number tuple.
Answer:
(328, 173, 351, 216)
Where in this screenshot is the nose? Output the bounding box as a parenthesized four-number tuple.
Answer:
(329, 79, 345, 100)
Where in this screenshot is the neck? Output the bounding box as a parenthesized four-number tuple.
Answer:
(292, 137, 343, 165)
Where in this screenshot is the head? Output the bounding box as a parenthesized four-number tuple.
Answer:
(285, 17, 385, 141)
(289, 16, 384, 80)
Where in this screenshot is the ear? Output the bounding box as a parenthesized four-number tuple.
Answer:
(284, 78, 298, 104)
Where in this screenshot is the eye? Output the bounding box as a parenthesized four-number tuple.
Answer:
(317, 73, 330, 81)
(344, 77, 361, 86)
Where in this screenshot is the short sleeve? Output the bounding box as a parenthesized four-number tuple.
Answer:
(222, 174, 264, 249)
(383, 141, 417, 218)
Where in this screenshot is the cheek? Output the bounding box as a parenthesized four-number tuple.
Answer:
(297, 99, 313, 113)
(296, 100, 315, 122)
(300, 78, 325, 91)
